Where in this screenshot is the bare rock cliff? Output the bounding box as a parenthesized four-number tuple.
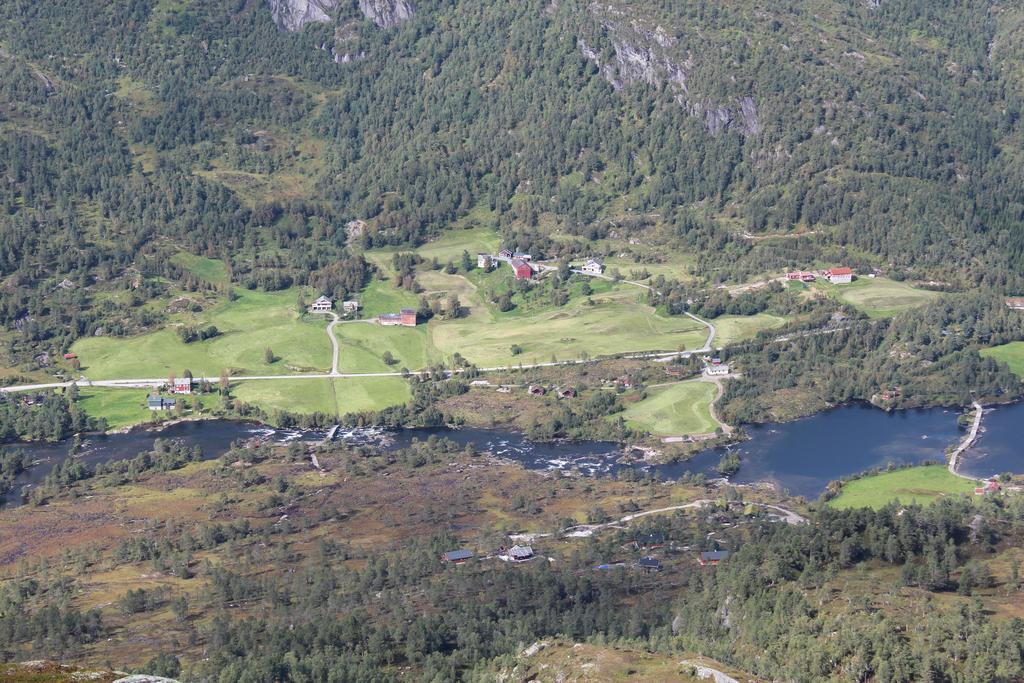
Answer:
(269, 0, 339, 32)
(576, 2, 758, 137)
(268, 0, 414, 32)
(359, 0, 415, 29)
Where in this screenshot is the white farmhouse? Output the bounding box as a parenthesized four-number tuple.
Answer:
(310, 295, 333, 312)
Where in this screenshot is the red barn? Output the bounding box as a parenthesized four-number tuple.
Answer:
(511, 258, 533, 281)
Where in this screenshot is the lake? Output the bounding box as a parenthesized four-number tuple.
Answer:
(957, 400, 1024, 479)
(2, 402, 1020, 506)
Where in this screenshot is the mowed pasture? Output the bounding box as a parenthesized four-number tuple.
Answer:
(981, 341, 1024, 379)
(430, 287, 710, 367)
(819, 277, 937, 318)
(617, 381, 719, 436)
(828, 465, 977, 509)
(713, 313, 787, 345)
(76, 388, 156, 429)
(72, 287, 332, 379)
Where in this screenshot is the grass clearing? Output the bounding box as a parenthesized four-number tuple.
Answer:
(817, 277, 938, 318)
(829, 465, 977, 509)
(981, 341, 1024, 379)
(72, 287, 331, 379)
(171, 252, 229, 286)
(713, 313, 788, 345)
(364, 226, 501, 269)
(76, 388, 156, 430)
(617, 381, 719, 436)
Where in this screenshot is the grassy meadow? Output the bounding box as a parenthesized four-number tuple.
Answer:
(817, 277, 937, 318)
(981, 341, 1024, 379)
(618, 381, 719, 436)
(829, 465, 977, 509)
(76, 388, 156, 430)
(230, 377, 411, 416)
(72, 287, 332, 379)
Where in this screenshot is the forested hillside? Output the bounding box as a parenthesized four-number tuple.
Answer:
(1, 0, 1023, 369)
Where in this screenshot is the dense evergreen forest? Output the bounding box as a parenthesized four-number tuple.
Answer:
(1, 0, 1023, 368)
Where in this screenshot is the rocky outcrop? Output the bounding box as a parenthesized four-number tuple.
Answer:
(359, 0, 415, 29)
(269, 0, 414, 32)
(577, 2, 759, 137)
(269, 0, 340, 32)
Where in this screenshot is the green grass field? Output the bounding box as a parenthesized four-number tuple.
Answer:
(364, 226, 501, 270)
(76, 388, 156, 429)
(617, 381, 719, 436)
(829, 465, 978, 509)
(357, 279, 421, 317)
(981, 341, 1024, 379)
(171, 252, 229, 286)
(72, 287, 331, 379)
(335, 322, 438, 372)
(430, 286, 708, 367)
(818, 277, 937, 318)
(713, 313, 787, 345)
(231, 377, 410, 416)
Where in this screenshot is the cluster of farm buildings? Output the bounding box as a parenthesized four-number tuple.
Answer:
(307, 248, 606, 324)
(786, 267, 854, 284)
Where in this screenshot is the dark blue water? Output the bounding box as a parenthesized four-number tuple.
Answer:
(653, 404, 965, 498)
(2, 402, 1017, 506)
(958, 401, 1024, 479)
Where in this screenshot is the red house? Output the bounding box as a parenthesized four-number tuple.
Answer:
(171, 381, 193, 394)
(511, 258, 533, 281)
(379, 308, 417, 327)
(974, 480, 1001, 495)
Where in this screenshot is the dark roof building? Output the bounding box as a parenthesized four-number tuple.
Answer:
(443, 549, 474, 564)
(699, 550, 730, 566)
(635, 532, 665, 549)
(147, 396, 176, 411)
(637, 557, 662, 572)
(508, 545, 535, 562)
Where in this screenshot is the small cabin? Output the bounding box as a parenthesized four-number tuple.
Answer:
(698, 550, 730, 566)
(477, 253, 492, 269)
(636, 557, 662, 572)
(442, 549, 474, 564)
(342, 300, 360, 313)
(635, 533, 665, 550)
(528, 385, 546, 396)
(508, 545, 535, 562)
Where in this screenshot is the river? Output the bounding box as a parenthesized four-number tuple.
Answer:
(2, 402, 1021, 507)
